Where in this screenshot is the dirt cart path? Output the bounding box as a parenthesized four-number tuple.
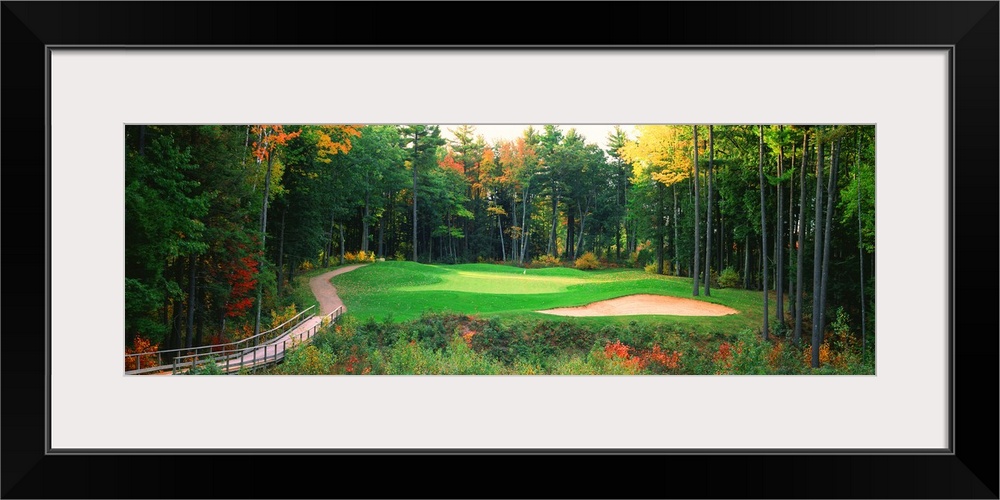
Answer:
(310, 264, 366, 315)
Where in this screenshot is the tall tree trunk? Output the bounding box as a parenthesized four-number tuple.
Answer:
(744, 234, 751, 289)
(672, 184, 679, 276)
(242, 125, 250, 165)
(566, 209, 575, 260)
(818, 137, 841, 358)
(704, 126, 714, 296)
(775, 128, 784, 334)
(788, 141, 796, 322)
(412, 131, 419, 262)
(856, 131, 867, 360)
(811, 132, 825, 367)
(451, 216, 457, 262)
(412, 163, 418, 263)
(185, 254, 196, 349)
(195, 288, 205, 347)
(163, 298, 170, 341)
(757, 125, 769, 340)
(656, 182, 665, 274)
(219, 308, 226, 344)
(340, 223, 346, 265)
(171, 302, 182, 353)
(362, 194, 371, 253)
(510, 191, 518, 262)
(621, 170, 629, 259)
(324, 231, 331, 269)
(795, 131, 809, 345)
(168, 263, 183, 351)
(692, 125, 701, 296)
(326, 213, 336, 267)
(520, 188, 530, 264)
(617, 222, 624, 261)
(498, 216, 506, 261)
(719, 213, 725, 271)
(138, 125, 146, 156)
(378, 208, 385, 259)
(548, 192, 560, 257)
(253, 151, 275, 337)
(277, 207, 286, 297)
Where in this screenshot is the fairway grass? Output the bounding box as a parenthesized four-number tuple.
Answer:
(331, 261, 776, 334)
(397, 269, 596, 294)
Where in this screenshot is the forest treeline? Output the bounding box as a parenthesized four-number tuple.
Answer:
(125, 124, 874, 368)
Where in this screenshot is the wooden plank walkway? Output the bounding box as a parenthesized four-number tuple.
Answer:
(130, 264, 367, 375)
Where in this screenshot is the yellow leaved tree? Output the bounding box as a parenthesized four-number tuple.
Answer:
(617, 125, 694, 275)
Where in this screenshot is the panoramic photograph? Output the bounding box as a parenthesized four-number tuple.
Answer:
(124, 124, 875, 375)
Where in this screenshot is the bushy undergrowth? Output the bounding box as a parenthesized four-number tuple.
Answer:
(574, 252, 600, 270)
(529, 254, 562, 268)
(718, 267, 741, 289)
(184, 356, 224, 375)
(343, 250, 377, 264)
(272, 311, 873, 375)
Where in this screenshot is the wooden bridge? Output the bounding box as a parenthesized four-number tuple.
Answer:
(125, 265, 364, 375)
(124, 305, 343, 375)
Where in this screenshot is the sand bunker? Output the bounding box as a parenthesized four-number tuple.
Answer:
(536, 294, 739, 317)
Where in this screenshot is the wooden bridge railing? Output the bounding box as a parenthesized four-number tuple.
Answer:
(125, 305, 318, 375)
(170, 306, 344, 375)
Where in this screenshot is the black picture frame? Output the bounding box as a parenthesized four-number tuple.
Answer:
(3, 2, 996, 498)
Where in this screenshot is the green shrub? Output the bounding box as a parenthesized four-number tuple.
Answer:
(185, 356, 224, 375)
(828, 307, 862, 373)
(718, 267, 741, 288)
(635, 244, 654, 269)
(551, 355, 597, 375)
(280, 344, 335, 375)
(387, 340, 442, 374)
(574, 251, 600, 270)
(440, 335, 506, 375)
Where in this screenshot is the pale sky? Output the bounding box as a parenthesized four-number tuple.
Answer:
(438, 124, 634, 149)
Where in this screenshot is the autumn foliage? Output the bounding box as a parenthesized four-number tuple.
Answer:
(574, 251, 600, 270)
(461, 329, 476, 348)
(602, 340, 682, 373)
(767, 341, 785, 370)
(223, 253, 259, 317)
(315, 125, 361, 161)
(342, 250, 376, 263)
(125, 335, 160, 371)
(439, 152, 464, 174)
(803, 341, 832, 367)
(643, 345, 683, 371)
(712, 341, 735, 373)
(250, 125, 302, 162)
(603, 340, 643, 371)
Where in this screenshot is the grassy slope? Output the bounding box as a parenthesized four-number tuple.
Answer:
(331, 261, 777, 334)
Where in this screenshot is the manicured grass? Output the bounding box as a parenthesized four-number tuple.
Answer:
(265, 261, 873, 375)
(330, 261, 778, 334)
